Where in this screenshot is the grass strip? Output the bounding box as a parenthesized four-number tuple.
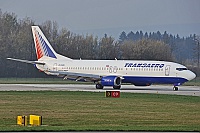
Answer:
(0, 91, 199, 131)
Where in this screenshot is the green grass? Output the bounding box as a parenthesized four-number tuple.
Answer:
(0, 91, 199, 131)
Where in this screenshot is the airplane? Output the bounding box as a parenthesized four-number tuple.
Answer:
(7, 26, 196, 91)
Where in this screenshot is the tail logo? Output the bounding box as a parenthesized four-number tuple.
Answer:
(34, 28, 57, 59)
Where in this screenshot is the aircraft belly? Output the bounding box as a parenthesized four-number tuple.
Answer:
(122, 76, 188, 84)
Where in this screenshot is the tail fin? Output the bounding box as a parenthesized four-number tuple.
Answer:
(7, 26, 72, 65)
(32, 26, 57, 60)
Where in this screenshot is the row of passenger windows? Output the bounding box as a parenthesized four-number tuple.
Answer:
(61, 67, 164, 71)
(127, 68, 164, 71)
(65, 67, 110, 71)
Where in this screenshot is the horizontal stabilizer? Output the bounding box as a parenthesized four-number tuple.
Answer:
(7, 58, 45, 65)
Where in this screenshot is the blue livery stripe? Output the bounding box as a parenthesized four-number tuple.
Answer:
(38, 33, 57, 59)
(122, 76, 188, 85)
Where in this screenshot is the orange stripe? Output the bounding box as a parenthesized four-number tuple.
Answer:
(35, 33, 43, 59)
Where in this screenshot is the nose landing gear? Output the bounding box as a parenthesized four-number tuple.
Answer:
(173, 86, 178, 91)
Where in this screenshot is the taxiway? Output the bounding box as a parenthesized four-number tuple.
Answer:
(0, 84, 199, 96)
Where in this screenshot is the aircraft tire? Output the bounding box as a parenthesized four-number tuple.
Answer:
(173, 86, 178, 91)
(113, 85, 121, 89)
(96, 84, 103, 89)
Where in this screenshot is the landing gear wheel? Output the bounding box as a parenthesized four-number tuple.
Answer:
(96, 84, 103, 89)
(173, 86, 178, 91)
(113, 85, 121, 89)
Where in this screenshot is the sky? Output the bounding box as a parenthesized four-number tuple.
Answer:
(1, 0, 200, 39)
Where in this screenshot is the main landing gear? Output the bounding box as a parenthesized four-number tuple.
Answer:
(96, 84, 103, 89)
(95, 84, 121, 89)
(173, 86, 178, 91)
(113, 85, 121, 89)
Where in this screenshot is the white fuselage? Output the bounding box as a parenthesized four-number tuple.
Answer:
(36, 56, 196, 86)
(7, 26, 197, 90)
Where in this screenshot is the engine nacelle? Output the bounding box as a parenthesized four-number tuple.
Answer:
(101, 76, 121, 86)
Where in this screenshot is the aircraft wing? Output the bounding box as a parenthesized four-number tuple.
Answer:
(7, 58, 45, 65)
(48, 71, 101, 82)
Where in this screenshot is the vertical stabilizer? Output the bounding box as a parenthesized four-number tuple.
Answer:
(32, 26, 57, 60)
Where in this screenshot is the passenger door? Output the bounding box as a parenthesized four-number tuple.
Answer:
(53, 63, 57, 71)
(165, 65, 170, 76)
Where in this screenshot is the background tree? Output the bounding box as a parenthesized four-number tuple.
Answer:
(119, 31, 127, 43)
(193, 34, 200, 68)
(121, 39, 173, 61)
(127, 31, 134, 41)
(0, 10, 197, 78)
(98, 34, 116, 59)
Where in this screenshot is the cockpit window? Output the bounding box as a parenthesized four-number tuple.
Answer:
(176, 68, 188, 71)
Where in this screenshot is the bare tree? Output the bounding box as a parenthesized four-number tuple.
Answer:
(193, 34, 200, 68)
(121, 39, 174, 61)
(99, 34, 115, 59)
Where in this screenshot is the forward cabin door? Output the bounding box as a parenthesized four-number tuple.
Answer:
(165, 65, 170, 76)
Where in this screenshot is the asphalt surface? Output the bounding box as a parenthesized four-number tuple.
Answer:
(0, 84, 199, 96)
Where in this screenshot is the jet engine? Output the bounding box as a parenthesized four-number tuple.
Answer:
(101, 76, 121, 87)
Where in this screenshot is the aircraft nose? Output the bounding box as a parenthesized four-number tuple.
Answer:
(187, 71, 196, 81)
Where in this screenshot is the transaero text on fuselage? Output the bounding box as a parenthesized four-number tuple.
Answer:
(124, 63, 165, 68)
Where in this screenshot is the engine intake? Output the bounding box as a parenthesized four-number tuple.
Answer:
(101, 76, 121, 86)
